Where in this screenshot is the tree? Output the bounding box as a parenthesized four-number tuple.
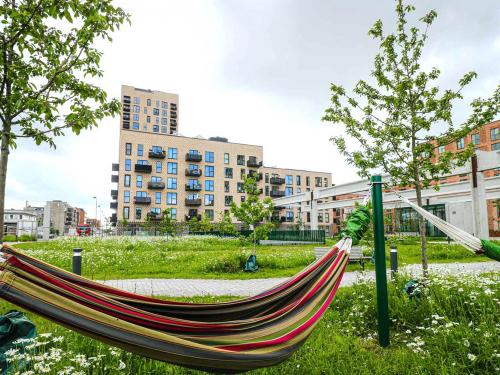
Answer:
(323, 0, 499, 275)
(215, 212, 236, 236)
(0, 1, 130, 241)
(231, 176, 274, 254)
(159, 208, 176, 237)
(198, 214, 213, 233)
(187, 216, 201, 233)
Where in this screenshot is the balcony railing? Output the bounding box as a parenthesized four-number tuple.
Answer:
(247, 172, 263, 181)
(270, 190, 286, 198)
(134, 196, 151, 205)
(112, 163, 119, 171)
(110, 189, 118, 199)
(247, 159, 263, 168)
(111, 174, 119, 183)
(109, 202, 117, 209)
(270, 176, 285, 185)
(185, 153, 202, 162)
(185, 183, 202, 191)
(134, 164, 152, 173)
(185, 168, 202, 177)
(185, 198, 202, 206)
(148, 149, 166, 159)
(147, 212, 162, 221)
(147, 181, 165, 190)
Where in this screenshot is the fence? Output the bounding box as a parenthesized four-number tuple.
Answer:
(189, 229, 325, 243)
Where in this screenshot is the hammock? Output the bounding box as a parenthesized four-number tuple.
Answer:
(0, 207, 371, 373)
(397, 195, 500, 262)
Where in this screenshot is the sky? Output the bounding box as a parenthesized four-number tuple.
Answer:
(5, 0, 499, 221)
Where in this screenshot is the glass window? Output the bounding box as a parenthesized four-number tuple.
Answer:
(135, 208, 142, 220)
(205, 194, 214, 206)
(205, 165, 214, 177)
(162, 101, 168, 109)
(153, 125, 159, 133)
(205, 151, 214, 163)
(124, 191, 130, 203)
(125, 159, 131, 171)
(224, 153, 229, 164)
(161, 117, 167, 125)
(137, 144, 143, 156)
(205, 180, 214, 191)
(491, 128, 499, 141)
(123, 207, 130, 219)
(147, 99, 151, 106)
(168, 148, 178, 159)
(137, 159, 148, 165)
(167, 192, 177, 205)
(205, 209, 214, 220)
(124, 174, 131, 187)
(225, 196, 233, 206)
(132, 122, 139, 130)
(156, 100, 160, 108)
(133, 97, 140, 104)
(153, 108, 159, 116)
(155, 192, 161, 204)
(237, 182, 245, 193)
(170, 208, 177, 220)
(136, 175, 142, 188)
(188, 149, 199, 155)
(492, 142, 500, 151)
(224, 167, 233, 178)
(285, 175, 293, 185)
(167, 162, 178, 174)
(286, 211, 294, 221)
(237, 155, 245, 165)
(133, 105, 140, 113)
(125, 143, 132, 155)
(151, 176, 162, 183)
(167, 177, 177, 189)
(265, 173, 269, 183)
(240, 168, 245, 180)
(146, 116, 151, 123)
(438, 145, 445, 154)
(285, 186, 293, 196)
(224, 181, 230, 192)
(143, 107, 147, 114)
(297, 187, 301, 193)
(296, 175, 301, 185)
(133, 114, 139, 121)
(155, 161, 162, 173)
(315, 177, 322, 187)
(456, 138, 465, 150)
(306, 176, 310, 186)
(143, 125, 147, 132)
(471, 133, 480, 145)
(161, 126, 167, 133)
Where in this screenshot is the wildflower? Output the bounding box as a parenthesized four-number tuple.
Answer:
(463, 339, 470, 348)
(118, 360, 126, 370)
(467, 353, 476, 361)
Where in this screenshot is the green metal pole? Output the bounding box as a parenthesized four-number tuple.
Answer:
(371, 175, 390, 347)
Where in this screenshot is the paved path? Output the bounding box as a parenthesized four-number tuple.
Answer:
(100, 261, 500, 297)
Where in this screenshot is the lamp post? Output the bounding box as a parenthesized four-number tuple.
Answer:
(93, 196, 97, 236)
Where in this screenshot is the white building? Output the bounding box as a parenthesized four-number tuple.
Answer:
(3, 209, 38, 238)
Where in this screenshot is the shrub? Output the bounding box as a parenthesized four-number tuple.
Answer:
(18, 234, 36, 242)
(3, 234, 17, 242)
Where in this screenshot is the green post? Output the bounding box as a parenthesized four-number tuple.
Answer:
(371, 175, 390, 347)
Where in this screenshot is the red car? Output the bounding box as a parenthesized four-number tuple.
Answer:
(76, 225, 91, 236)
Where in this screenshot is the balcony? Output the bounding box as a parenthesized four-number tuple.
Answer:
(134, 196, 151, 205)
(185, 153, 202, 162)
(147, 212, 162, 221)
(185, 168, 202, 177)
(111, 174, 119, 183)
(148, 149, 166, 159)
(110, 189, 118, 199)
(170, 111, 177, 119)
(270, 190, 286, 198)
(247, 172, 263, 181)
(270, 176, 285, 185)
(110, 202, 118, 209)
(147, 181, 165, 190)
(171, 103, 177, 110)
(110, 213, 117, 224)
(247, 158, 263, 168)
(185, 183, 202, 191)
(185, 214, 201, 221)
(134, 164, 152, 173)
(122, 121, 130, 129)
(185, 198, 202, 206)
(112, 163, 119, 172)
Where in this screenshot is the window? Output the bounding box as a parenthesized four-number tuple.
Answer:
(492, 142, 500, 151)
(205, 180, 214, 191)
(133, 97, 140, 104)
(136, 175, 142, 188)
(135, 208, 142, 220)
(167, 162, 178, 174)
(225, 196, 233, 206)
(125, 143, 132, 155)
(318, 212, 323, 223)
(285, 175, 293, 185)
(237, 182, 245, 193)
(205, 165, 214, 177)
(205, 209, 214, 220)
(167, 177, 177, 189)
(132, 122, 139, 130)
(325, 213, 330, 223)
(237, 155, 245, 165)
(324, 178, 328, 187)
(204, 194, 214, 206)
(188, 164, 197, 172)
(224, 181, 230, 193)
(167, 192, 177, 205)
(155, 192, 161, 204)
(133, 105, 140, 113)
(285, 186, 293, 196)
(170, 208, 177, 219)
(133, 114, 139, 121)
(136, 159, 148, 165)
(143, 125, 147, 131)
(306, 176, 310, 186)
(315, 177, 322, 187)
(471, 133, 480, 145)
(161, 126, 167, 134)
(265, 173, 269, 183)
(265, 186, 269, 196)
(240, 168, 245, 180)
(168, 148, 177, 159)
(153, 108, 159, 116)
(151, 207, 161, 216)
(123, 207, 130, 219)
(286, 211, 294, 222)
(147, 98, 151, 106)
(156, 161, 162, 173)
(161, 118, 167, 125)
(124, 174, 131, 187)
(224, 153, 229, 164)
(151, 176, 162, 183)
(491, 128, 499, 141)
(137, 144, 143, 156)
(240, 196, 246, 202)
(153, 125, 159, 133)
(162, 109, 168, 117)
(146, 116, 151, 123)
(456, 138, 465, 150)
(125, 159, 131, 171)
(224, 167, 233, 178)
(124, 191, 130, 203)
(438, 145, 445, 154)
(143, 107, 147, 114)
(296, 175, 301, 185)
(162, 101, 168, 109)
(205, 151, 214, 163)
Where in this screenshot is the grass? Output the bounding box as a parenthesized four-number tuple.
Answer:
(11, 235, 490, 280)
(3, 272, 499, 374)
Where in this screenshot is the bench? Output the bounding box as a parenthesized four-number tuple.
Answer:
(314, 246, 372, 269)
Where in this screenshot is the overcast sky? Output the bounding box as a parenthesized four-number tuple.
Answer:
(5, 0, 499, 221)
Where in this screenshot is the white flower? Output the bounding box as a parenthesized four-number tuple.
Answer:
(467, 353, 476, 361)
(463, 339, 470, 348)
(118, 360, 126, 370)
(5, 348, 19, 357)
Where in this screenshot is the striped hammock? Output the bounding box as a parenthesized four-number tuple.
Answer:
(0, 238, 351, 373)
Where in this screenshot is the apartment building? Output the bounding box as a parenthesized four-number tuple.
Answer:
(110, 85, 333, 230)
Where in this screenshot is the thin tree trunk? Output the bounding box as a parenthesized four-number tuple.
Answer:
(0, 121, 11, 243)
(414, 183, 428, 277)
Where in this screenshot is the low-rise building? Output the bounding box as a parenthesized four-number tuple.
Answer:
(3, 209, 37, 237)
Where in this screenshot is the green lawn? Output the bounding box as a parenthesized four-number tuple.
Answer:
(11, 235, 490, 280)
(3, 273, 499, 374)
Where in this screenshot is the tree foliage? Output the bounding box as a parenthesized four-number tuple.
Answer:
(215, 212, 236, 236)
(159, 208, 176, 237)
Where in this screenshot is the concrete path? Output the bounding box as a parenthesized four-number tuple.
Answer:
(100, 261, 500, 297)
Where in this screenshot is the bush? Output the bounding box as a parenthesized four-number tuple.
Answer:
(18, 234, 36, 242)
(3, 234, 17, 242)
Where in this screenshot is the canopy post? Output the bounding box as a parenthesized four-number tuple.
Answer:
(371, 175, 390, 347)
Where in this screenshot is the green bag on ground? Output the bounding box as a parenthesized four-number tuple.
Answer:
(0, 311, 37, 375)
(244, 254, 259, 272)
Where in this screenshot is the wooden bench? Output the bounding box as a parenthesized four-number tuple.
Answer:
(314, 246, 372, 269)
